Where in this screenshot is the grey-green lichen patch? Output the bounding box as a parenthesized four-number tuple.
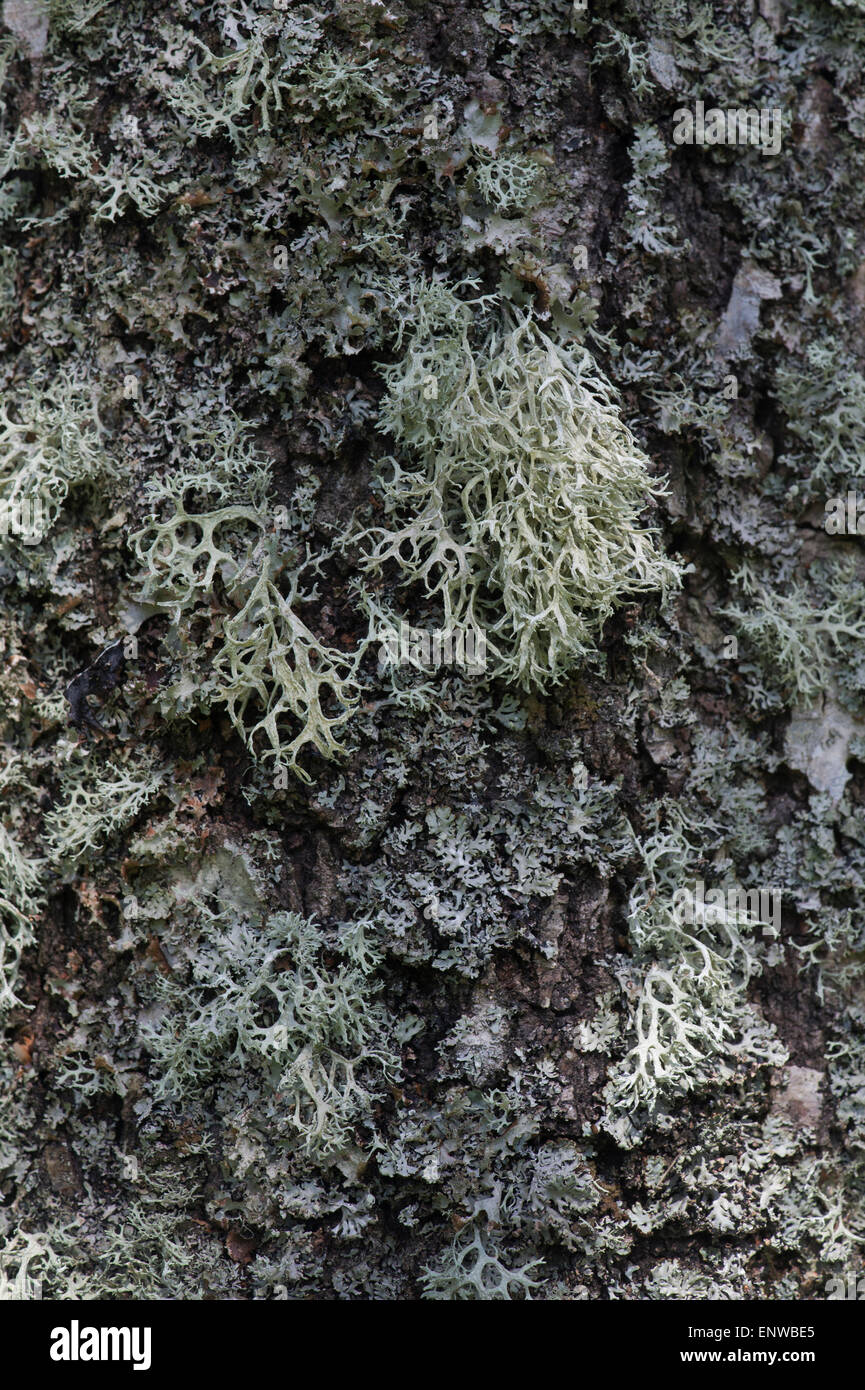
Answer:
(0, 374, 110, 556)
(723, 559, 865, 710)
(141, 907, 396, 1160)
(360, 279, 680, 691)
(129, 417, 363, 779)
(600, 808, 787, 1142)
(44, 749, 164, 865)
(0, 821, 41, 1013)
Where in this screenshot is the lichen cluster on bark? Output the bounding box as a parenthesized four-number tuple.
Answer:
(0, 0, 864, 1300)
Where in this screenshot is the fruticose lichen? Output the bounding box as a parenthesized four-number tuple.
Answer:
(360, 280, 680, 690)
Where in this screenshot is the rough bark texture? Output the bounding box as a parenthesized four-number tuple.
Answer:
(1, 0, 864, 1300)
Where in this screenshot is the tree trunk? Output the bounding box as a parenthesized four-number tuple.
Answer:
(0, 0, 863, 1304)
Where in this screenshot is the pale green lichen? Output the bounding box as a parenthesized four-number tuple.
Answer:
(421, 1226, 544, 1301)
(45, 754, 164, 864)
(601, 809, 786, 1138)
(360, 280, 680, 691)
(212, 544, 362, 781)
(722, 559, 865, 706)
(142, 909, 395, 1159)
(0, 374, 109, 554)
(131, 422, 361, 781)
(0, 823, 41, 1013)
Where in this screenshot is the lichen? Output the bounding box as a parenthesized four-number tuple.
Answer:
(360, 280, 680, 691)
